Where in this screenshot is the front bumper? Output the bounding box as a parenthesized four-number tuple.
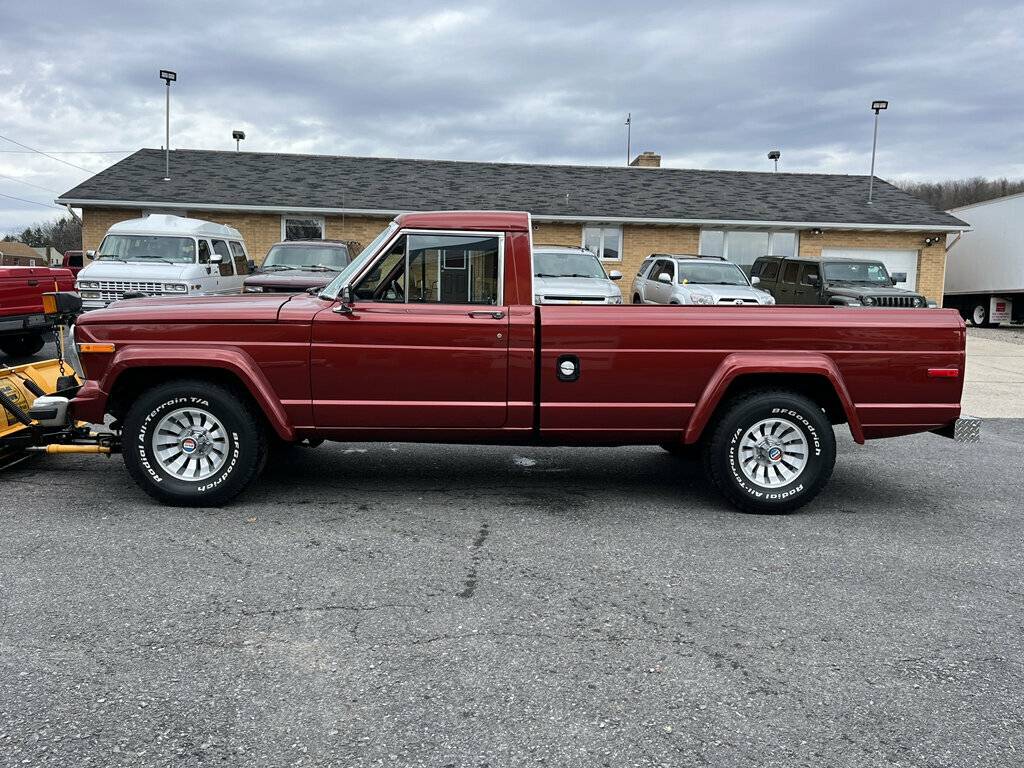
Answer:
(933, 416, 981, 443)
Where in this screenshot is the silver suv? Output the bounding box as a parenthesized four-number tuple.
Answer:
(631, 254, 775, 306)
(533, 246, 623, 304)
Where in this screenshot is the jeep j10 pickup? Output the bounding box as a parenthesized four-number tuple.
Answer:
(69, 211, 974, 513)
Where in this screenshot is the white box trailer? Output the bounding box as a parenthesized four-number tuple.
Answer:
(945, 193, 1024, 326)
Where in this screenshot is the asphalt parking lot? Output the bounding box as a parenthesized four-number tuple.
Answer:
(3, 388, 1024, 767)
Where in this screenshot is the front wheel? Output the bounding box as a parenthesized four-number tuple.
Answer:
(702, 390, 836, 514)
(121, 379, 267, 506)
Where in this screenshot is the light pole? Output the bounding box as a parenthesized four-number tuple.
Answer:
(233, 130, 246, 151)
(868, 99, 888, 204)
(625, 113, 631, 165)
(768, 150, 781, 173)
(159, 70, 177, 181)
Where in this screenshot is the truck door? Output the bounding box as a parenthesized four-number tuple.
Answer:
(796, 262, 821, 304)
(311, 230, 510, 431)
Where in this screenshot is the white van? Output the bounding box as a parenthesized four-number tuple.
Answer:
(76, 214, 252, 310)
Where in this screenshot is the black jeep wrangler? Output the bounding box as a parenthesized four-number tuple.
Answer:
(751, 256, 932, 308)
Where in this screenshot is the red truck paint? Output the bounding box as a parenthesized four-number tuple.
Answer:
(71, 211, 968, 511)
(0, 266, 76, 356)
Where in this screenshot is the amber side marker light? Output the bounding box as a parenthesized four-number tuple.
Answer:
(78, 343, 116, 354)
(927, 368, 959, 378)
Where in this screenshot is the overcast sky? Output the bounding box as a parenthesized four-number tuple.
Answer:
(1, 0, 1022, 235)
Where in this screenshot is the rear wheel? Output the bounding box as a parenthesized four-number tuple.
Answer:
(702, 390, 836, 514)
(0, 333, 45, 358)
(969, 302, 997, 328)
(121, 379, 267, 506)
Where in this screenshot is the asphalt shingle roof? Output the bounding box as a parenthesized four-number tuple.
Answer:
(58, 148, 966, 229)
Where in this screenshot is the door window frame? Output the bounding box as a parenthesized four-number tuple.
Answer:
(349, 229, 506, 307)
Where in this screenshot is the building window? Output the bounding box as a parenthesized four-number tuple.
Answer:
(582, 225, 622, 261)
(700, 229, 798, 274)
(282, 216, 324, 241)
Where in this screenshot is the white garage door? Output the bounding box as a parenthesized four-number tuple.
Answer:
(821, 248, 919, 290)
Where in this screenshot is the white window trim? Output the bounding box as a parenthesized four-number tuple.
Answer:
(581, 225, 623, 262)
(699, 228, 799, 260)
(280, 214, 325, 241)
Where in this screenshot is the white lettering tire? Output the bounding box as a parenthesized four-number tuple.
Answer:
(703, 390, 836, 514)
(121, 380, 267, 507)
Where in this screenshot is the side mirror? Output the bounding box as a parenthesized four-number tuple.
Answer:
(333, 285, 355, 314)
(247, 260, 256, 273)
(86, 250, 96, 260)
(891, 272, 907, 284)
(210, 253, 223, 264)
(657, 272, 672, 284)
(751, 275, 761, 285)
(806, 273, 820, 286)
(608, 270, 622, 281)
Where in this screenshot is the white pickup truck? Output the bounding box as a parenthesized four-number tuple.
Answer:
(76, 214, 253, 310)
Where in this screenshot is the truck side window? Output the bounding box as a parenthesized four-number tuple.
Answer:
(800, 264, 820, 285)
(354, 237, 407, 302)
(229, 242, 250, 275)
(197, 240, 211, 264)
(782, 262, 799, 283)
(407, 234, 500, 305)
(760, 261, 780, 281)
(212, 240, 234, 276)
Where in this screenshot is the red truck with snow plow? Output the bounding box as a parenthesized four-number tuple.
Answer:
(64, 211, 976, 513)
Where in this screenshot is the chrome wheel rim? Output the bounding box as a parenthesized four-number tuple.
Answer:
(972, 305, 986, 325)
(738, 417, 808, 489)
(152, 407, 229, 481)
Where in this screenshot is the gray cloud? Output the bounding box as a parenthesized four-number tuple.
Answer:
(2, 0, 1022, 234)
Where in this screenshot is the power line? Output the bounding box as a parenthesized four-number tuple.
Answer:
(0, 191, 64, 210)
(0, 134, 94, 173)
(0, 149, 133, 154)
(0, 173, 61, 194)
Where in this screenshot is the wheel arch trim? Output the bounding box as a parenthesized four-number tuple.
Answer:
(101, 346, 295, 441)
(683, 352, 863, 445)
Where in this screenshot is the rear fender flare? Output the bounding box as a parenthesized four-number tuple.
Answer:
(683, 352, 863, 445)
(103, 346, 295, 442)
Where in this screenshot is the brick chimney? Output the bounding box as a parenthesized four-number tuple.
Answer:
(629, 151, 661, 168)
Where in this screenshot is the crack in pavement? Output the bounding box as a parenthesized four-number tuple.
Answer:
(456, 522, 489, 599)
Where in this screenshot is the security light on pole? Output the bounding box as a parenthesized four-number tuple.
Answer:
(232, 130, 246, 151)
(867, 99, 888, 204)
(159, 70, 177, 181)
(625, 113, 631, 166)
(768, 150, 781, 173)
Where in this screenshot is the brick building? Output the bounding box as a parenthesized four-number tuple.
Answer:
(57, 148, 967, 300)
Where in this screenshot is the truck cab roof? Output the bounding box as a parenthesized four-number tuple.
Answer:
(395, 211, 530, 232)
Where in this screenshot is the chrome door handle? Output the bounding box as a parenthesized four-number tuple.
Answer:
(468, 310, 505, 319)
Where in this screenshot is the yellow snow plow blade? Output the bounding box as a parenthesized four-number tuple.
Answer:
(0, 359, 79, 439)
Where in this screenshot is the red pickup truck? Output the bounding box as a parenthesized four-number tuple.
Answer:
(70, 211, 973, 513)
(1, 266, 76, 357)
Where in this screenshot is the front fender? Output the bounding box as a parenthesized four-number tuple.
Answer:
(683, 351, 863, 445)
(80, 345, 295, 441)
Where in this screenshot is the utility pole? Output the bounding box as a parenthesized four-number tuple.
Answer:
(625, 113, 631, 165)
(159, 70, 177, 181)
(868, 100, 888, 204)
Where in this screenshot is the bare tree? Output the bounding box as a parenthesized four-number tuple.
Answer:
(2, 216, 82, 253)
(897, 177, 1024, 211)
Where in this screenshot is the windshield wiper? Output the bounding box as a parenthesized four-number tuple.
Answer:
(262, 264, 299, 271)
(303, 265, 341, 272)
(98, 255, 127, 262)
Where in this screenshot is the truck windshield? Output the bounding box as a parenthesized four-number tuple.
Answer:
(264, 244, 350, 271)
(677, 261, 749, 286)
(322, 223, 398, 298)
(98, 235, 196, 264)
(534, 251, 607, 279)
(823, 262, 891, 284)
